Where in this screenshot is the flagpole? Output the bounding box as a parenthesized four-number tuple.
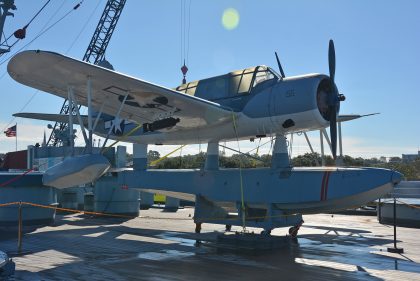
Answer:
(15, 123, 17, 152)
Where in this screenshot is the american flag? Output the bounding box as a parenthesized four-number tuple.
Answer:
(4, 125, 17, 137)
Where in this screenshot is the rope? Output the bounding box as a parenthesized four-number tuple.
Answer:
(0, 169, 34, 187)
(99, 120, 187, 168)
(252, 137, 262, 166)
(149, 145, 187, 167)
(396, 199, 420, 210)
(231, 112, 246, 231)
(101, 123, 143, 154)
(24, 201, 135, 219)
(246, 136, 276, 155)
(255, 138, 262, 156)
(219, 144, 264, 163)
(0, 202, 20, 207)
(0, 201, 299, 221)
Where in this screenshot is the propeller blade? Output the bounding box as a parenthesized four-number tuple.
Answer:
(330, 109, 337, 159)
(275, 52, 286, 78)
(328, 39, 336, 83)
(328, 39, 338, 159)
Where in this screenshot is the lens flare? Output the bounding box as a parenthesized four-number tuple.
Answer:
(222, 8, 239, 30)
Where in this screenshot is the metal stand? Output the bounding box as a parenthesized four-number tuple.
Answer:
(387, 198, 404, 254)
(17, 201, 22, 254)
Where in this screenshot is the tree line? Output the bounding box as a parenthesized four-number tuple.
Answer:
(144, 151, 420, 180)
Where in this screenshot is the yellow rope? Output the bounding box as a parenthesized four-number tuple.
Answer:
(231, 112, 246, 231)
(101, 123, 143, 154)
(255, 137, 261, 156)
(149, 144, 187, 167)
(252, 137, 262, 166)
(98, 120, 187, 168)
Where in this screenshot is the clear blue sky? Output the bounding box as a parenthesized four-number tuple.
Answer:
(0, 0, 419, 158)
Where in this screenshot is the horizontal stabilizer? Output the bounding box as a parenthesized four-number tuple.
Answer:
(338, 113, 379, 122)
(13, 112, 102, 127)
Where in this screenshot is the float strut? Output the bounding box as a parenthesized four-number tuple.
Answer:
(195, 222, 202, 234)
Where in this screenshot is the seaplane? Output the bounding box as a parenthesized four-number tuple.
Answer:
(7, 40, 402, 236)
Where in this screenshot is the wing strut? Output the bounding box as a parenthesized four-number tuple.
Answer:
(68, 90, 89, 147)
(101, 92, 129, 149)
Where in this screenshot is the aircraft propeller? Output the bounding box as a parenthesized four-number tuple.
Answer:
(327, 39, 345, 160)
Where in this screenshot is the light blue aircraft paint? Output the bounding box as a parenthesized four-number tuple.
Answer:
(6, 41, 399, 235)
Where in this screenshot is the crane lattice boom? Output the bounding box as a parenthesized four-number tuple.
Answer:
(47, 0, 126, 146)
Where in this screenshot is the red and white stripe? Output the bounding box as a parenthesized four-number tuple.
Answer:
(320, 171, 331, 201)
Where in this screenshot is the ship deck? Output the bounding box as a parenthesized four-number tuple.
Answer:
(1, 208, 420, 280)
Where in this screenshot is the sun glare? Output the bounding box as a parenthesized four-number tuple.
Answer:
(222, 8, 239, 30)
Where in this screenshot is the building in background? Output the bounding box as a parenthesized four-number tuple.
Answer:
(402, 151, 420, 163)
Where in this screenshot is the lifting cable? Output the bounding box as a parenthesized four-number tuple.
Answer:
(64, 0, 102, 55)
(0, 1, 84, 67)
(180, 0, 191, 83)
(1, 1, 88, 133)
(0, 0, 52, 49)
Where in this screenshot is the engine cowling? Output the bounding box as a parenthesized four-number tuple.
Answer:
(243, 73, 333, 134)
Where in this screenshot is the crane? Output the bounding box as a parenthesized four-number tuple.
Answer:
(0, 0, 17, 55)
(47, 0, 126, 146)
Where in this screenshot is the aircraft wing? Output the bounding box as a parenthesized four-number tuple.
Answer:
(7, 50, 232, 131)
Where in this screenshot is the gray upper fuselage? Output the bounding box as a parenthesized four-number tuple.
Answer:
(97, 65, 333, 143)
(175, 65, 331, 120)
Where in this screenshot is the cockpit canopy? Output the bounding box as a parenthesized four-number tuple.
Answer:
(176, 66, 279, 101)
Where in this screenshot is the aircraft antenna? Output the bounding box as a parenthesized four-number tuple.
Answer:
(47, 0, 127, 146)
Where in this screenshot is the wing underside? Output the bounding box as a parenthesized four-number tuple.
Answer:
(7, 50, 232, 132)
